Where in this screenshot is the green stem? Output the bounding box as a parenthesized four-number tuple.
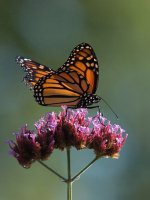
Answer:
(67, 148, 72, 200)
(38, 160, 66, 181)
(38, 153, 99, 200)
(71, 156, 99, 182)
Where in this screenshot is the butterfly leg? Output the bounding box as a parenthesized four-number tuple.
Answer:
(87, 106, 102, 122)
(65, 106, 77, 118)
(67, 106, 101, 115)
(87, 105, 101, 113)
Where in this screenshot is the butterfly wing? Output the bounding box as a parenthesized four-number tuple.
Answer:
(16, 56, 54, 89)
(59, 43, 99, 94)
(34, 69, 90, 106)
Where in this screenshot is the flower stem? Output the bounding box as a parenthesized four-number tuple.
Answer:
(38, 160, 66, 181)
(67, 148, 72, 200)
(71, 156, 99, 182)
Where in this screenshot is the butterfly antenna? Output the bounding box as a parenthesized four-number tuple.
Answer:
(100, 97, 118, 119)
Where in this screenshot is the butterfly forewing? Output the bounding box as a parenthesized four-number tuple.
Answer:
(60, 42, 99, 94)
(16, 56, 54, 88)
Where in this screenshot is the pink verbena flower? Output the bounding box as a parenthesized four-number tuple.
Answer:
(35, 112, 56, 160)
(9, 113, 56, 168)
(9, 125, 41, 168)
(88, 114, 128, 158)
(8, 107, 127, 167)
(54, 107, 91, 150)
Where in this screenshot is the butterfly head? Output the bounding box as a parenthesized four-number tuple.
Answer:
(92, 94, 101, 104)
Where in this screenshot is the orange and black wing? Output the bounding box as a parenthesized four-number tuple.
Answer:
(16, 56, 54, 89)
(59, 42, 99, 94)
(34, 69, 90, 107)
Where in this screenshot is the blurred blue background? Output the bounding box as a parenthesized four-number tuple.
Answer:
(1, 0, 150, 200)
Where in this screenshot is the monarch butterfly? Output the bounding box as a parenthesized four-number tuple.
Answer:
(16, 43, 101, 109)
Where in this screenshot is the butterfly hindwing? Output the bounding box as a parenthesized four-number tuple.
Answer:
(34, 70, 89, 106)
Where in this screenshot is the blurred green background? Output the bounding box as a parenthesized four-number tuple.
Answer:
(1, 0, 150, 200)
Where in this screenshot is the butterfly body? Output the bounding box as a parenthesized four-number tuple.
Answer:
(76, 94, 101, 108)
(16, 43, 101, 108)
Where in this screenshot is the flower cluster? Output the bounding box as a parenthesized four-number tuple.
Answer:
(9, 107, 127, 168)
